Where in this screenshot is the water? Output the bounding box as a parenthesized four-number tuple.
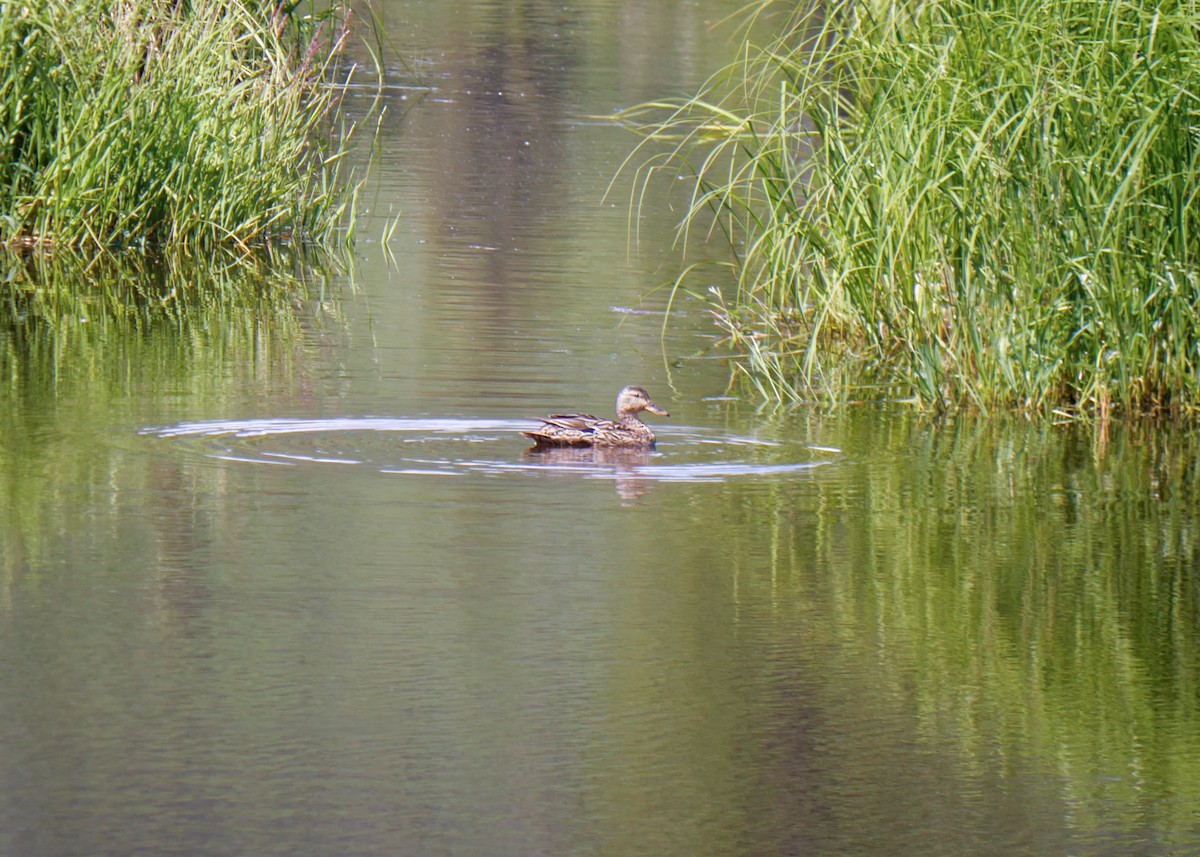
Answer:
(3, 2, 1200, 855)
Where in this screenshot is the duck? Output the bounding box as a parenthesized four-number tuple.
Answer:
(523, 385, 669, 449)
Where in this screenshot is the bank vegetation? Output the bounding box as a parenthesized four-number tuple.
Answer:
(0, 0, 361, 252)
(626, 0, 1200, 418)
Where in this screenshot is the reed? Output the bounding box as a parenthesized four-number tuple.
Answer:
(625, 0, 1200, 417)
(0, 0, 360, 251)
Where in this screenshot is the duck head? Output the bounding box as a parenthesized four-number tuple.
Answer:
(616, 385, 669, 419)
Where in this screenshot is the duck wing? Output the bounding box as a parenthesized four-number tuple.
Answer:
(540, 413, 606, 431)
(523, 413, 617, 448)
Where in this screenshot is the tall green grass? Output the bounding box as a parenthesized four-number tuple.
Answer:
(626, 0, 1200, 417)
(0, 0, 360, 250)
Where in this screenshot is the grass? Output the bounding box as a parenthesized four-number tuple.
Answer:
(0, 0, 363, 251)
(622, 0, 1200, 418)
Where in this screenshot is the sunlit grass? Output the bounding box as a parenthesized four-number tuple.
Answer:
(0, 0, 363, 251)
(624, 0, 1200, 418)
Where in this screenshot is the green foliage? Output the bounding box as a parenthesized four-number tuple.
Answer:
(0, 0, 359, 250)
(626, 0, 1200, 417)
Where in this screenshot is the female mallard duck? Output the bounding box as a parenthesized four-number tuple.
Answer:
(523, 385, 669, 449)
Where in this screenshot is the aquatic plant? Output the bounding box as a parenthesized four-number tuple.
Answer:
(0, 0, 362, 250)
(624, 0, 1200, 418)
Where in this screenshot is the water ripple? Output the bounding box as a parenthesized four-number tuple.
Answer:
(143, 417, 835, 482)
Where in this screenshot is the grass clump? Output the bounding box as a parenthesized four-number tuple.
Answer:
(626, 0, 1200, 418)
(0, 0, 359, 251)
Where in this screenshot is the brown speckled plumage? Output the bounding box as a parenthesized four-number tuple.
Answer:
(523, 385, 669, 449)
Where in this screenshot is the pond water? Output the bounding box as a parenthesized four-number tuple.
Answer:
(3, 2, 1200, 855)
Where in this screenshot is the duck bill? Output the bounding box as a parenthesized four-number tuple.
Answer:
(644, 402, 669, 417)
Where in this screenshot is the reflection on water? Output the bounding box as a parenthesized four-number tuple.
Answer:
(521, 445, 660, 501)
(2, 1, 1200, 855)
(12, 407, 1200, 856)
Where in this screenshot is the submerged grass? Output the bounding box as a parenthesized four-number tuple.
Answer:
(624, 0, 1200, 418)
(0, 0, 361, 251)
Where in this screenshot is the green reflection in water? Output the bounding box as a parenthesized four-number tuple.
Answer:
(708, 411, 1200, 845)
(0, 247, 338, 390)
(0, 247, 345, 587)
